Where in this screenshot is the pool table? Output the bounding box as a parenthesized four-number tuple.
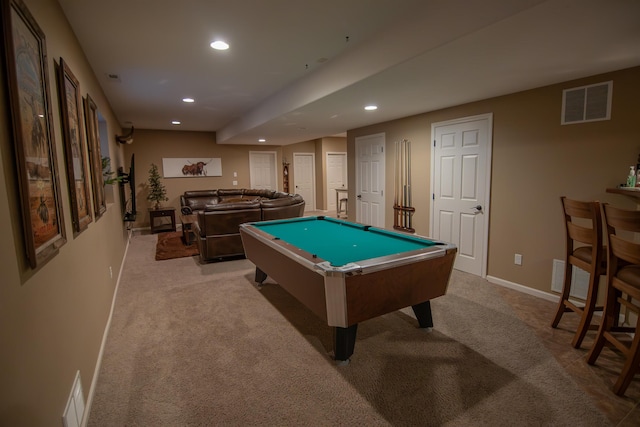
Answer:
(239, 215, 457, 362)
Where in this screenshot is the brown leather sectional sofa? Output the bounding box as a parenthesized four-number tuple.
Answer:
(180, 189, 305, 263)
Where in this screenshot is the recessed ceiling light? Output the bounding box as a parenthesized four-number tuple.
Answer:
(210, 40, 229, 50)
(258, 138, 266, 143)
(364, 105, 378, 111)
(182, 97, 195, 103)
(172, 121, 181, 125)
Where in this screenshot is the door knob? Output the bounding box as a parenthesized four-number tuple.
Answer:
(357, 194, 362, 199)
(471, 205, 482, 212)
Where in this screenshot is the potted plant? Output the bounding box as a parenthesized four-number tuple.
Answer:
(102, 156, 122, 185)
(147, 163, 168, 209)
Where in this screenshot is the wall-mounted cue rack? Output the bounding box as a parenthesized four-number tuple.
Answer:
(394, 139, 415, 232)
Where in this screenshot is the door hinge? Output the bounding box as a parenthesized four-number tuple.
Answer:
(432, 193, 435, 200)
(433, 140, 436, 147)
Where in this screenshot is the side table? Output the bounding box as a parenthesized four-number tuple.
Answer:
(149, 207, 176, 234)
(180, 214, 197, 246)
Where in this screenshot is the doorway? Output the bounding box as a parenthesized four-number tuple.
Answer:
(355, 133, 385, 227)
(293, 153, 315, 211)
(249, 151, 277, 190)
(326, 152, 347, 212)
(431, 114, 493, 277)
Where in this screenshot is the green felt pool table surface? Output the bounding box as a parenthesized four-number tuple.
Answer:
(252, 215, 441, 267)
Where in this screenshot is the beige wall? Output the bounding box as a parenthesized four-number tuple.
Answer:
(124, 129, 292, 228)
(2, 1, 638, 424)
(348, 66, 640, 295)
(127, 134, 346, 220)
(0, 0, 129, 425)
(280, 137, 348, 210)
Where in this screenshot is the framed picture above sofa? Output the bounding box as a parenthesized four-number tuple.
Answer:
(162, 157, 222, 178)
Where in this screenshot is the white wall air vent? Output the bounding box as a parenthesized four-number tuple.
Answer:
(561, 81, 612, 125)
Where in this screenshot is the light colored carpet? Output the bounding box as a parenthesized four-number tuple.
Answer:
(88, 232, 610, 426)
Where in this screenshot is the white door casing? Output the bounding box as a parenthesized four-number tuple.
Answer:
(249, 151, 277, 190)
(355, 133, 385, 227)
(293, 153, 315, 211)
(326, 152, 347, 212)
(431, 114, 492, 277)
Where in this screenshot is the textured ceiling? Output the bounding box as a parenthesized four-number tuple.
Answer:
(58, 0, 640, 145)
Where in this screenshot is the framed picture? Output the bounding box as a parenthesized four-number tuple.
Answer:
(1, 0, 66, 268)
(84, 93, 106, 218)
(57, 57, 92, 235)
(162, 157, 222, 178)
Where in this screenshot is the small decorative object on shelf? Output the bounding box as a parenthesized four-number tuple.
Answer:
(147, 163, 168, 209)
(394, 139, 415, 233)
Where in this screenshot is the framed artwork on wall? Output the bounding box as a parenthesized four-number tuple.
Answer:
(83, 93, 106, 218)
(56, 57, 92, 235)
(162, 157, 222, 178)
(1, 0, 66, 268)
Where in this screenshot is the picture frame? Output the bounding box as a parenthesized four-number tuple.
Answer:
(57, 57, 92, 235)
(83, 93, 106, 218)
(161, 157, 222, 178)
(1, 0, 66, 268)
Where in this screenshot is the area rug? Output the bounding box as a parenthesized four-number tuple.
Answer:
(154, 231, 199, 260)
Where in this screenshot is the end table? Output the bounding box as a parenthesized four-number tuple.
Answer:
(149, 207, 176, 233)
(180, 214, 197, 246)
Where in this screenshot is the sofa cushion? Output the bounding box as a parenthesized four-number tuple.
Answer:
(205, 199, 261, 211)
(184, 190, 218, 197)
(260, 194, 302, 207)
(217, 189, 244, 197)
(181, 190, 219, 211)
(244, 189, 276, 198)
(218, 195, 261, 203)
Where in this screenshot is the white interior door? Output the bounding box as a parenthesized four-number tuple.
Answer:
(355, 133, 385, 227)
(293, 153, 315, 211)
(326, 152, 347, 212)
(249, 151, 277, 190)
(431, 114, 492, 277)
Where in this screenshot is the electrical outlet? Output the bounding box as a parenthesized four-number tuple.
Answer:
(514, 254, 522, 265)
(232, 180, 238, 186)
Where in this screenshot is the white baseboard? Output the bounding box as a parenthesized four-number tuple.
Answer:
(486, 275, 560, 303)
(487, 276, 635, 328)
(82, 235, 131, 426)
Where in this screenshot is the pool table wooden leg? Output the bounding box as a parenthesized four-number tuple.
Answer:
(254, 267, 267, 284)
(334, 324, 358, 363)
(412, 300, 434, 329)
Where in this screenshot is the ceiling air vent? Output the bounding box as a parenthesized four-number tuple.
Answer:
(561, 81, 612, 125)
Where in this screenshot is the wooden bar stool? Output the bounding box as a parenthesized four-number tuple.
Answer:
(551, 197, 606, 349)
(586, 204, 640, 396)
